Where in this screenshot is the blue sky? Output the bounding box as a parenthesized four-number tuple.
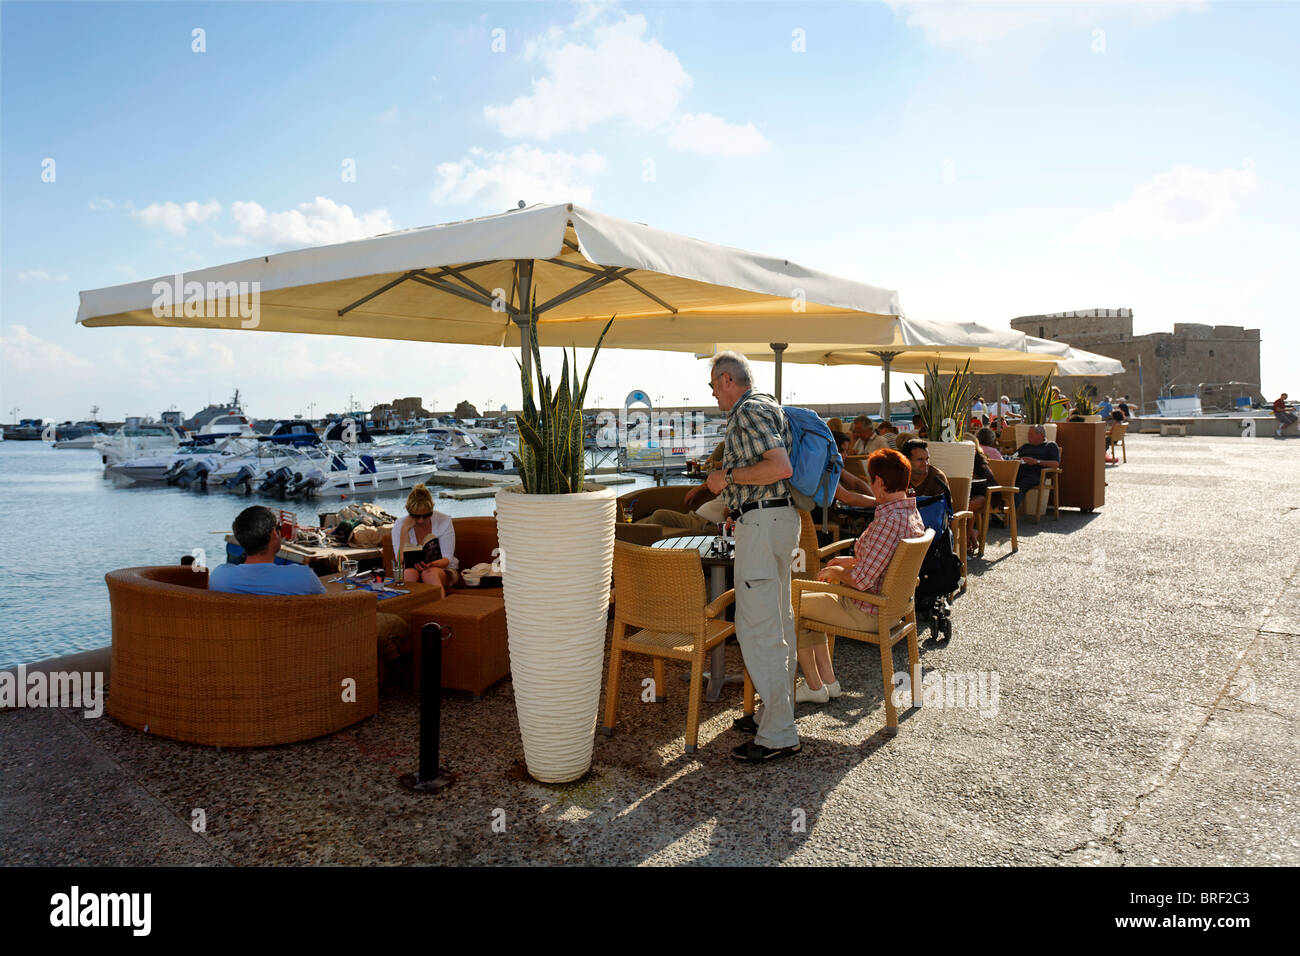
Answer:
(3, 0, 1297, 422)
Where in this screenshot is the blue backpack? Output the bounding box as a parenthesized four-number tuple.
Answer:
(782, 406, 843, 509)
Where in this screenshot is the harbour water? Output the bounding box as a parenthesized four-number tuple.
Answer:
(0, 442, 663, 670)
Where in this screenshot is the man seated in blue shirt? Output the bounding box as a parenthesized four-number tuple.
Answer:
(210, 505, 412, 680)
(209, 506, 327, 594)
(1014, 425, 1061, 507)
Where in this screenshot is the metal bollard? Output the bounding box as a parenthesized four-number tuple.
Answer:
(399, 622, 455, 792)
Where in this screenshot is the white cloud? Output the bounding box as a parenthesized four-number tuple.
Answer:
(0, 325, 92, 372)
(378, 105, 399, 124)
(885, 0, 1207, 51)
(668, 113, 770, 157)
(132, 200, 221, 235)
(16, 269, 70, 282)
(431, 145, 607, 208)
(1074, 161, 1257, 240)
(222, 197, 395, 247)
(88, 198, 115, 211)
(484, 11, 691, 139)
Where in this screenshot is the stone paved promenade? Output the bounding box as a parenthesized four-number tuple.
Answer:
(2, 433, 1297, 865)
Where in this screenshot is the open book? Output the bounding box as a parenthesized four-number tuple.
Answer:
(401, 533, 443, 567)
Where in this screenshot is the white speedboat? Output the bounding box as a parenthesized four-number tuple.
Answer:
(107, 436, 258, 483)
(371, 427, 479, 469)
(453, 434, 517, 472)
(95, 423, 186, 467)
(198, 413, 258, 438)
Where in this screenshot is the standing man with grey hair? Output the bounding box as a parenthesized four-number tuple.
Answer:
(705, 351, 802, 762)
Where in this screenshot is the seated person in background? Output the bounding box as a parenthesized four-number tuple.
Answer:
(212, 505, 410, 677)
(971, 394, 988, 425)
(990, 394, 1019, 426)
(636, 442, 726, 531)
(865, 420, 895, 454)
(210, 505, 327, 595)
(1014, 424, 1061, 507)
(1098, 396, 1113, 419)
(902, 438, 949, 498)
(795, 448, 925, 704)
(832, 430, 875, 508)
(976, 426, 1003, 460)
(393, 484, 456, 594)
(1117, 396, 1133, 419)
(848, 415, 873, 455)
(1050, 387, 1069, 422)
(966, 446, 995, 554)
(911, 414, 929, 439)
(1274, 393, 1297, 428)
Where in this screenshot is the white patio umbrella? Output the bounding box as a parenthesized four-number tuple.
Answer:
(76, 202, 916, 384)
(709, 320, 1038, 416)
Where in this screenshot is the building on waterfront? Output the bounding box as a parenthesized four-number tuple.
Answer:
(965, 309, 1262, 415)
(369, 396, 431, 429)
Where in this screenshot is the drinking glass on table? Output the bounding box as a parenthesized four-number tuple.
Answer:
(340, 558, 358, 579)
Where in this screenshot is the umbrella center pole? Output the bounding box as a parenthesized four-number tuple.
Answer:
(876, 351, 899, 422)
(771, 342, 787, 404)
(513, 259, 535, 382)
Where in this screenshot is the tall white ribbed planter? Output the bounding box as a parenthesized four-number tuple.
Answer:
(496, 482, 615, 783)
(925, 441, 975, 487)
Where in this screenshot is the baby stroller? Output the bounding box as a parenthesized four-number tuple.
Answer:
(914, 491, 963, 642)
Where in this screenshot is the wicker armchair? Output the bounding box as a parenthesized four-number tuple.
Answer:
(613, 484, 720, 545)
(601, 541, 735, 754)
(795, 509, 855, 580)
(1107, 422, 1127, 463)
(1019, 454, 1062, 524)
(105, 566, 377, 746)
(781, 529, 934, 732)
(946, 475, 975, 584)
(980, 459, 1020, 556)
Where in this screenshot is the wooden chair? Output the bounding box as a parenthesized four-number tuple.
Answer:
(826, 417, 844, 435)
(750, 530, 934, 733)
(1107, 422, 1127, 463)
(601, 541, 735, 754)
(980, 459, 1020, 556)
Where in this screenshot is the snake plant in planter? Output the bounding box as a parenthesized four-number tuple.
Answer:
(1071, 386, 1101, 420)
(904, 360, 975, 483)
(497, 303, 617, 783)
(1015, 370, 1058, 449)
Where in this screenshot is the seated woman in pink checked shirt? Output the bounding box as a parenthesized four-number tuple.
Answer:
(794, 448, 927, 705)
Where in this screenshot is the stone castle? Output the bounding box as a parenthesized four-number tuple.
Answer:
(968, 308, 1262, 413)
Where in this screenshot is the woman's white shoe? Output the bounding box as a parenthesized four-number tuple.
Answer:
(795, 679, 830, 704)
(824, 680, 842, 699)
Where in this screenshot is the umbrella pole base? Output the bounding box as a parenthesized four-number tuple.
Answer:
(399, 770, 456, 793)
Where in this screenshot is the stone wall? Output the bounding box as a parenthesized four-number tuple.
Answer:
(989, 309, 1262, 413)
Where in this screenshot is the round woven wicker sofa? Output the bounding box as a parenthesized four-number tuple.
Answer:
(105, 566, 378, 747)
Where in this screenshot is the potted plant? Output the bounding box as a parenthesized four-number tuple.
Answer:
(496, 303, 616, 783)
(904, 360, 976, 482)
(1015, 371, 1058, 446)
(1071, 386, 1103, 422)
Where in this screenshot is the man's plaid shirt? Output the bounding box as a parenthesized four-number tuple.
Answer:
(847, 497, 925, 613)
(721, 390, 792, 512)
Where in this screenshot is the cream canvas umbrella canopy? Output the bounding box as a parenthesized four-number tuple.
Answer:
(709, 319, 1036, 416)
(76, 202, 917, 382)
